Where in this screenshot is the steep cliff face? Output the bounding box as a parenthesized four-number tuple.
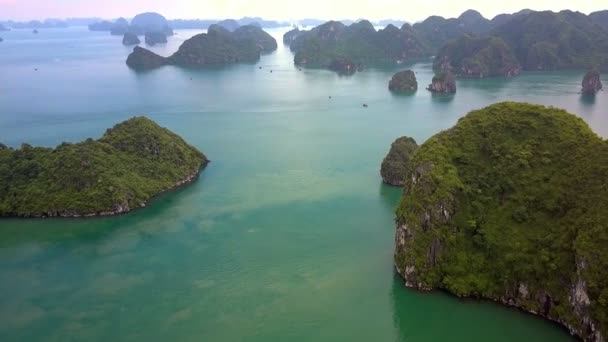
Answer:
(427, 72, 456, 93)
(394, 102, 608, 341)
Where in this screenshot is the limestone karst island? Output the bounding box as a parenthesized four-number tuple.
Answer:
(0, 2, 607, 342)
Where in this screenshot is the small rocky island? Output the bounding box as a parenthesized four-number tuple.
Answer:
(126, 25, 277, 70)
(427, 71, 456, 93)
(393, 102, 607, 341)
(122, 32, 140, 45)
(434, 35, 521, 78)
(582, 69, 603, 95)
(145, 31, 167, 45)
(389, 70, 418, 92)
(0, 117, 208, 217)
(380, 136, 418, 186)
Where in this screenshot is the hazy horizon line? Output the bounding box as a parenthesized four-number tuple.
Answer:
(1, 7, 605, 23)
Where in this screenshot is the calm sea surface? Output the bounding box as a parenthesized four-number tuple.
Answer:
(0, 26, 605, 341)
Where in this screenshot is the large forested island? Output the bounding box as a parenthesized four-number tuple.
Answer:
(288, 9, 608, 75)
(393, 102, 607, 341)
(127, 24, 277, 70)
(285, 20, 430, 74)
(0, 117, 207, 218)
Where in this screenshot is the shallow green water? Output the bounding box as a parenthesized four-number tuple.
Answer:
(1, 26, 606, 341)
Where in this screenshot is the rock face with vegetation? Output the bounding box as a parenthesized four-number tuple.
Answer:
(229, 25, 278, 52)
(582, 70, 603, 95)
(590, 10, 608, 31)
(434, 35, 521, 78)
(126, 25, 277, 70)
(290, 20, 430, 74)
(394, 102, 607, 342)
(427, 72, 456, 93)
(389, 70, 418, 92)
(412, 9, 492, 50)
(122, 32, 140, 45)
(0, 117, 208, 218)
(283, 27, 303, 45)
(380, 137, 418, 186)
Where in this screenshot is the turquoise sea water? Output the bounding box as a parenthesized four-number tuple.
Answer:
(0, 26, 606, 341)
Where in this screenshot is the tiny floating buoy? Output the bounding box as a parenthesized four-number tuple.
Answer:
(259, 66, 262, 69)
(34, 68, 38, 71)
(270, 70, 273, 73)
(363, 104, 368, 108)
(329, 96, 332, 99)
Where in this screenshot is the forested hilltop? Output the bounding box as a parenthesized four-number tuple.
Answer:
(393, 102, 607, 341)
(285, 9, 608, 75)
(0, 117, 208, 218)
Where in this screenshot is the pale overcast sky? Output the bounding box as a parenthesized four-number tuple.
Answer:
(0, 0, 605, 21)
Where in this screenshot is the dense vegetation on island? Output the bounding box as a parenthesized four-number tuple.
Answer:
(0, 117, 207, 217)
(434, 35, 521, 77)
(394, 102, 607, 341)
(286, 20, 430, 74)
(289, 9, 608, 75)
(380, 136, 418, 186)
(434, 10, 608, 78)
(389, 70, 418, 92)
(126, 25, 277, 70)
(491, 11, 608, 71)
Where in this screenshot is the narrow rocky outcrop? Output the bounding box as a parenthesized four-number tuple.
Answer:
(122, 32, 140, 46)
(380, 136, 418, 186)
(427, 71, 456, 93)
(582, 69, 603, 95)
(389, 70, 418, 92)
